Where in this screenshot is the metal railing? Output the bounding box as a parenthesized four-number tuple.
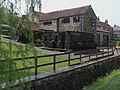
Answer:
(0, 47, 114, 89)
(0, 47, 114, 76)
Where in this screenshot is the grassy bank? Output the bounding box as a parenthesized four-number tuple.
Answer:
(87, 69, 120, 90)
(0, 40, 81, 84)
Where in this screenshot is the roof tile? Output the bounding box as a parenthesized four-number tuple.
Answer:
(42, 5, 91, 20)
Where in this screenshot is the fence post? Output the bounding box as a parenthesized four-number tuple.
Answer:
(79, 52, 81, 63)
(112, 46, 114, 54)
(96, 51, 98, 58)
(35, 57, 38, 79)
(102, 49, 104, 57)
(53, 55, 56, 72)
(68, 53, 70, 66)
(108, 48, 109, 55)
(89, 52, 91, 60)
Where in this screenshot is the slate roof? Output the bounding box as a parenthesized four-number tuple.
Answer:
(42, 5, 91, 20)
(113, 25, 120, 31)
(97, 21, 112, 29)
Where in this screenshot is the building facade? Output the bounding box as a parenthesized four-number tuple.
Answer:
(96, 19, 113, 47)
(113, 25, 120, 38)
(29, 5, 97, 33)
(28, 5, 113, 47)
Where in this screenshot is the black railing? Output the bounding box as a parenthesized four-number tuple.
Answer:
(0, 47, 114, 89)
(0, 47, 114, 75)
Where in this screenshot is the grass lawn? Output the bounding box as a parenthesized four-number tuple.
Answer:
(116, 46, 120, 48)
(0, 40, 81, 84)
(87, 69, 120, 90)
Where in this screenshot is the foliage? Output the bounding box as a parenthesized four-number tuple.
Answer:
(0, 6, 20, 28)
(116, 41, 120, 46)
(111, 37, 120, 41)
(87, 69, 120, 90)
(0, 0, 41, 89)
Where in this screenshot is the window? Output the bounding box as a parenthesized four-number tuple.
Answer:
(107, 28, 110, 31)
(91, 19, 96, 26)
(73, 16, 80, 22)
(103, 27, 106, 30)
(62, 17, 70, 23)
(43, 21, 52, 25)
(73, 16, 83, 23)
(97, 26, 102, 29)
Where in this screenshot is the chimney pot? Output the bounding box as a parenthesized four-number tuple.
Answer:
(97, 17, 100, 21)
(105, 19, 108, 24)
(114, 25, 116, 27)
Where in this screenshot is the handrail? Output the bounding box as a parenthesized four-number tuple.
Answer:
(0, 47, 114, 89)
(0, 47, 114, 75)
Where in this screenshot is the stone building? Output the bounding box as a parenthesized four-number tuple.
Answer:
(28, 5, 113, 47)
(96, 19, 113, 47)
(113, 25, 120, 38)
(29, 5, 97, 33)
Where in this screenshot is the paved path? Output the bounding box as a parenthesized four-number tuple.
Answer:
(2, 38, 117, 62)
(1, 38, 64, 54)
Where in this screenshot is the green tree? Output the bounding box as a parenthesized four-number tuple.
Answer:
(0, 0, 41, 89)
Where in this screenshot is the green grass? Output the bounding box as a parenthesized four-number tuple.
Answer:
(87, 69, 120, 90)
(0, 40, 82, 84)
(116, 46, 120, 48)
(0, 35, 11, 38)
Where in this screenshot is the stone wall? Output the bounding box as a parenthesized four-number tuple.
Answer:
(96, 31, 111, 46)
(84, 7, 97, 33)
(59, 16, 83, 32)
(41, 8, 97, 33)
(41, 20, 58, 31)
(28, 55, 120, 90)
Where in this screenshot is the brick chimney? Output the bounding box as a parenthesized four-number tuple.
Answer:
(105, 19, 108, 24)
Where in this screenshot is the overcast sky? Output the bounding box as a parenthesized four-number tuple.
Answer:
(41, 0, 120, 26)
(9, 0, 120, 26)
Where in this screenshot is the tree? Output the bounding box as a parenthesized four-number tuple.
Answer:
(0, 0, 41, 89)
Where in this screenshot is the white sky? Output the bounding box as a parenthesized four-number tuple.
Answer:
(9, 0, 120, 26)
(41, 0, 120, 26)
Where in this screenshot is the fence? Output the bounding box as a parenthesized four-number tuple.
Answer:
(0, 47, 114, 89)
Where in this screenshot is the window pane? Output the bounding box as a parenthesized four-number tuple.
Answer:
(62, 17, 70, 23)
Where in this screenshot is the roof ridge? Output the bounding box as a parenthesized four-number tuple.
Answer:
(43, 5, 91, 14)
(42, 5, 92, 20)
(97, 21, 112, 28)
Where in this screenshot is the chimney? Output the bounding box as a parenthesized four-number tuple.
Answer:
(29, 3, 34, 13)
(29, 6, 34, 13)
(97, 16, 100, 21)
(105, 19, 108, 24)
